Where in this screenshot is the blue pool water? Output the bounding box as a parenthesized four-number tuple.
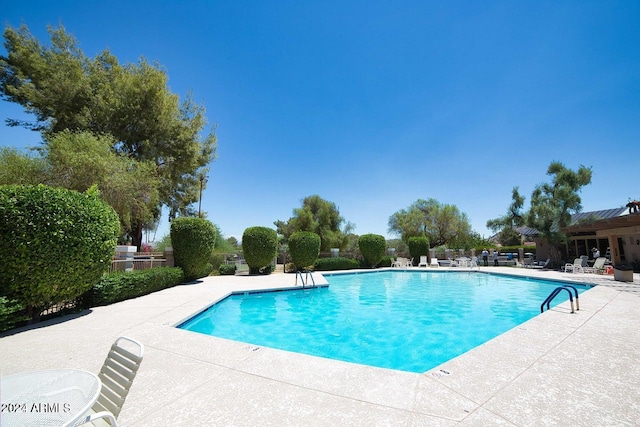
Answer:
(179, 271, 587, 373)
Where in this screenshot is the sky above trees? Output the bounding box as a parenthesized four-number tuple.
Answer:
(1, 1, 639, 242)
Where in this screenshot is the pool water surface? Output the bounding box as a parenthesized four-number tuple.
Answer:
(178, 271, 587, 373)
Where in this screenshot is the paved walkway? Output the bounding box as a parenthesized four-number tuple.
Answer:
(1, 267, 639, 426)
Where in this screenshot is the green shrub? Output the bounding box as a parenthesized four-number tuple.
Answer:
(289, 231, 321, 271)
(314, 257, 360, 271)
(210, 253, 224, 271)
(285, 262, 297, 273)
(0, 297, 29, 333)
(242, 226, 278, 275)
(0, 184, 119, 320)
(218, 264, 237, 275)
(80, 267, 184, 307)
(408, 236, 430, 266)
(170, 217, 217, 281)
(378, 256, 394, 267)
(358, 234, 386, 268)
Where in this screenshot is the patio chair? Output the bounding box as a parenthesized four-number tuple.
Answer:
(584, 257, 607, 274)
(392, 257, 405, 267)
(430, 258, 439, 268)
(418, 256, 428, 267)
(79, 337, 144, 426)
(563, 258, 584, 274)
(405, 258, 414, 267)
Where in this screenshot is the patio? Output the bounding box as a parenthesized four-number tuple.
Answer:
(1, 268, 639, 426)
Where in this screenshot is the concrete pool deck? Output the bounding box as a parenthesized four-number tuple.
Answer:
(1, 267, 639, 426)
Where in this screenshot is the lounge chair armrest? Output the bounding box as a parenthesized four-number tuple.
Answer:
(77, 411, 119, 426)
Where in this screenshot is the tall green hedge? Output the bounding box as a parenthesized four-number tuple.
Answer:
(242, 226, 277, 274)
(0, 184, 120, 319)
(408, 236, 430, 266)
(289, 231, 321, 271)
(358, 234, 386, 268)
(314, 257, 361, 271)
(0, 297, 29, 333)
(170, 217, 217, 281)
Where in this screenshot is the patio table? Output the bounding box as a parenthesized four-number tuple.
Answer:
(0, 369, 101, 427)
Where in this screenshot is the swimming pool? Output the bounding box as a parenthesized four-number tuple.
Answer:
(178, 271, 587, 373)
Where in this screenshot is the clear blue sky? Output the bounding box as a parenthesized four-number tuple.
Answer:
(2, 1, 639, 243)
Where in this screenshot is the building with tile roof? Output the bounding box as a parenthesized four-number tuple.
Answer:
(515, 206, 640, 266)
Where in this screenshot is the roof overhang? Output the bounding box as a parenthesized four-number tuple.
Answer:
(563, 213, 640, 236)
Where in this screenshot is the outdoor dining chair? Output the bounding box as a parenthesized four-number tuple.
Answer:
(79, 336, 144, 426)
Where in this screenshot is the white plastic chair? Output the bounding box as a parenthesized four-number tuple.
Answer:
(418, 256, 428, 267)
(469, 257, 478, 269)
(79, 337, 144, 426)
(430, 258, 439, 268)
(392, 257, 405, 267)
(563, 258, 584, 274)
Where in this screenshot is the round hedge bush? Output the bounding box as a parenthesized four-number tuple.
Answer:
(242, 226, 277, 275)
(0, 184, 120, 318)
(358, 234, 386, 268)
(408, 236, 430, 266)
(170, 217, 217, 281)
(289, 231, 321, 271)
(218, 264, 237, 275)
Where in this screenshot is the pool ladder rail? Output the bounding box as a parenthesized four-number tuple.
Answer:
(541, 285, 580, 314)
(295, 270, 316, 288)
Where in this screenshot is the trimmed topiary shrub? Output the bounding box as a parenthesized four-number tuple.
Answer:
(80, 267, 184, 307)
(242, 226, 278, 275)
(170, 217, 217, 281)
(218, 264, 237, 275)
(289, 231, 321, 271)
(408, 236, 430, 266)
(358, 234, 386, 268)
(0, 184, 119, 320)
(314, 257, 361, 271)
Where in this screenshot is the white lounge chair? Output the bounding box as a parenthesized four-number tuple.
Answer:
(418, 256, 428, 267)
(532, 258, 551, 269)
(79, 337, 144, 426)
(430, 258, 439, 268)
(584, 257, 607, 274)
(563, 258, 584, 274)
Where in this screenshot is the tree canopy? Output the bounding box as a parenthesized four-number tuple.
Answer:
(0, 147, 47, 185)
(486, 186, 525, 233)
(274, 195, 354, 252)
(387, 198, 472, 247)
(526, 161, 592, 261)
(0, 24, 217, 247)
(0, 133, 160, 241)
(485, 186, 526, 245)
